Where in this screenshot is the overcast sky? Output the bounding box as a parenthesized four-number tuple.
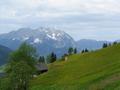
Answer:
(0, 0, 120, 41)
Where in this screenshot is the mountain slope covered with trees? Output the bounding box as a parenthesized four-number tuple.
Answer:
(0, 45, 12, 66)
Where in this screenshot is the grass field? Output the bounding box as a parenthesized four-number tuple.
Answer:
(30, 44, 120, 90)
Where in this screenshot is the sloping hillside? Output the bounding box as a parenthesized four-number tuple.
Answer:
(30, 44, 120, 90)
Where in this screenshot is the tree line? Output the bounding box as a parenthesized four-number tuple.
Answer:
(102, 42, 118, 48)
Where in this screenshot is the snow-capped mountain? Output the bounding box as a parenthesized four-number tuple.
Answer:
(0, 27, 75, 56)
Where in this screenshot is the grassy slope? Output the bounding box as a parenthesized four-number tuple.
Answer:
(30, 44, 120, 90)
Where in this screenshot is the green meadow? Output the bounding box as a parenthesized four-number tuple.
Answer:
(30, 44, 120, 90)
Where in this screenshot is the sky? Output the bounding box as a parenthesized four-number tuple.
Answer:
(0, 0, 120, 41)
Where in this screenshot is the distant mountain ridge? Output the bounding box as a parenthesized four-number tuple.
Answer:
(0, 27, 115, 57)
(76, 39, 111, 51)
(0, 27, 75, 56)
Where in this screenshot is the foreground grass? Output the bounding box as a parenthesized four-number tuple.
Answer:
(30, 44, 120, 90)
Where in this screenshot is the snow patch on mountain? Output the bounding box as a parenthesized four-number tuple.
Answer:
(34, 38, 42, 43)
(47, 33, 57, 40)
(57, 33, 61, 37)
(23, 37, 29, 41)
(12, 38, 16, 40)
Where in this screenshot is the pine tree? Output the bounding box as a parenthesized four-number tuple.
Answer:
(68, 47, 74, 55)
(74, 48, 77, 54)
(113, 42, 117, 45)
(49, 52, 57, 63)
(103, 43, 108, 48)
(81, 50, 85, 53)
(38, 56, 45, 63)
(85, 48, 89, 52)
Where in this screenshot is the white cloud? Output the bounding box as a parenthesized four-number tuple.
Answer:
(0, 7, 17, 18)
(1, 0, 120, 22)
(1, 0, 120, 18)
(1, 0, 120, 40)
(45, 0, 120, 14)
